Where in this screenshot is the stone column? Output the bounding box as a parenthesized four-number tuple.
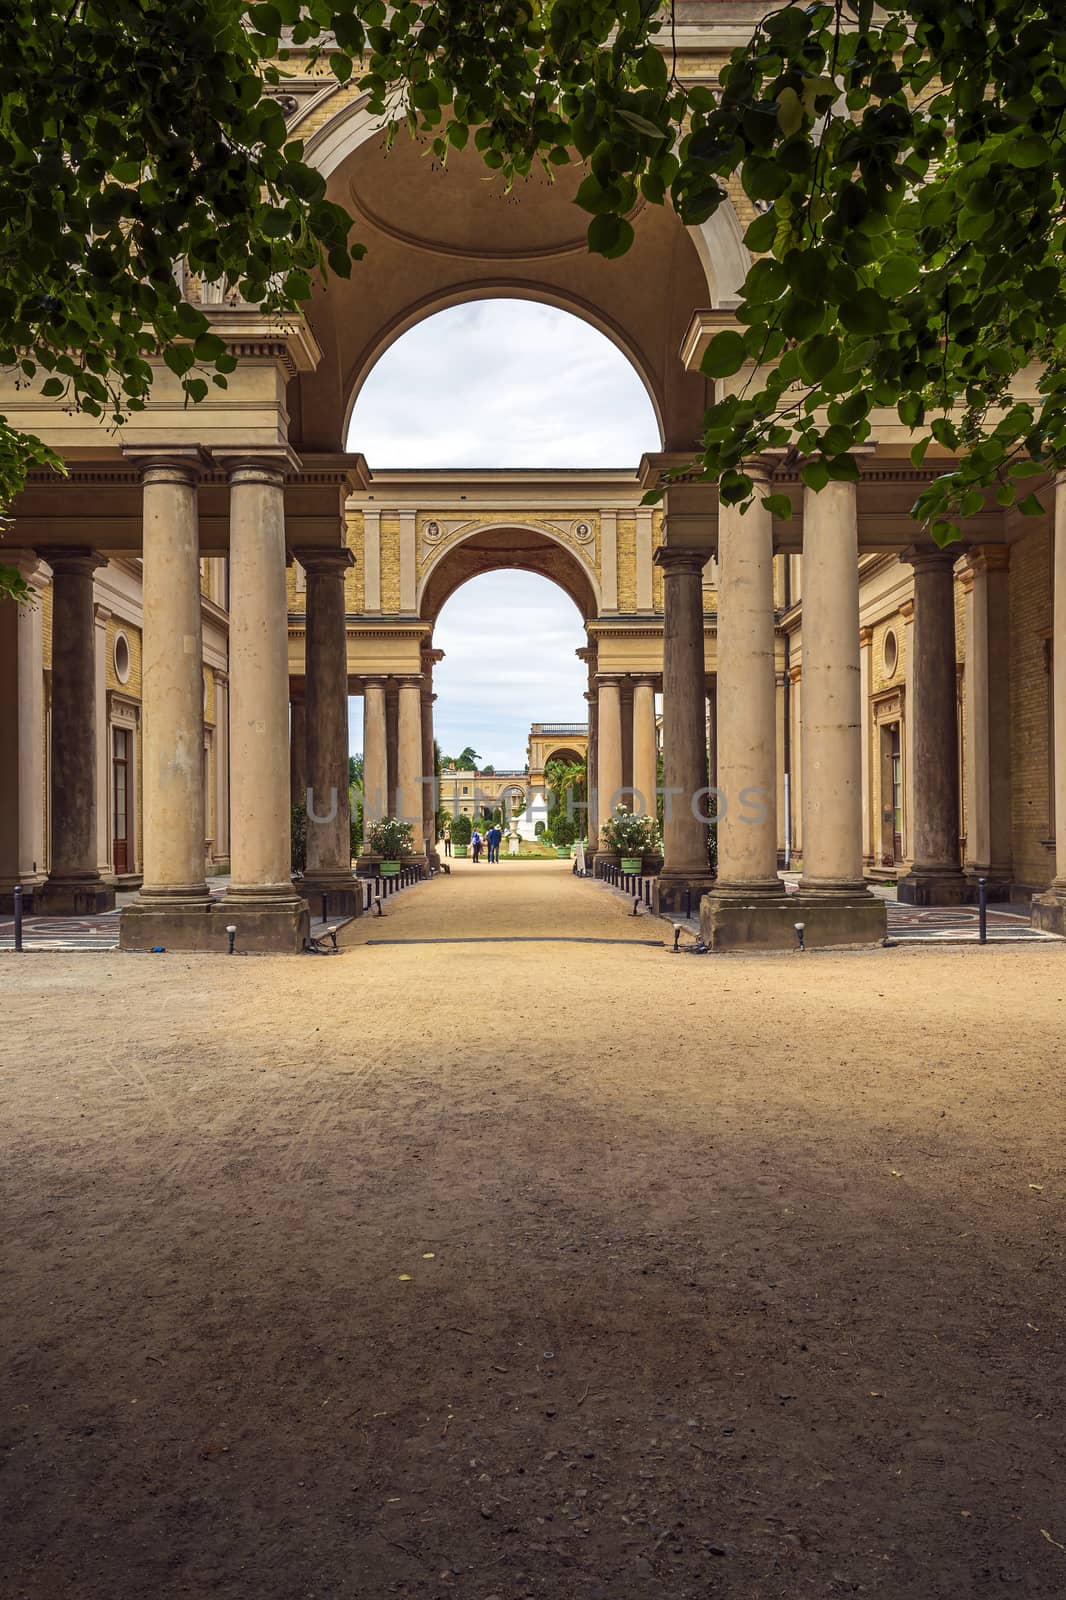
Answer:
(620, 678, 634, 799)
(289, 688, 307, 813)
(897, 548, 966, 904)
(38, 551, 115, 914)
(578, 645, 598, 856)
(900, 598, 916, 862)
(964, 546, 1012, 896)
(120, 454, 211, 943)
(360, 677, 388, 867)
(219, 453, 309, 950)
(301, 547, 359, 914)
(632, 676, 658, 820)
(796, 481, 885, 939)
(800, 480, 865, 889)
(654, 546, 714, 911)
(596, 674, 623, 856)
(396, 677, 427, 862)
(709, 485, 780, 894)
(859, 627, 874, 865)
(1033, 479, 1066, 932)
(385, 681, 399, 818)
(0, 553, 49, 909)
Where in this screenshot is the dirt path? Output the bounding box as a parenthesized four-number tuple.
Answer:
(2, 863, 1064, 1598)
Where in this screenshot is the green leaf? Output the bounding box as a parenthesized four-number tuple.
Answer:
(801, 460, 830, 492)
(761, 493, 793, 520)
(799, 334, 840, 384)
(878, 255, 920, 297)
(587, 213, 635, 260)
(700, 330, 748, 379)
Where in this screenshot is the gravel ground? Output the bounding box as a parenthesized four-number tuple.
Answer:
(1, 859, 1064, 1599)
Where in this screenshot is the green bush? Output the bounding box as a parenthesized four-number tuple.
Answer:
(291, 804, 307, 873)
(451, 813, 473, 847)
(552, 815, 576, 848)
(367, 816, 414, 858)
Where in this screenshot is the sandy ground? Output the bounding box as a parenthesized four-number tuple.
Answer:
(1, 858, 1064, 1600)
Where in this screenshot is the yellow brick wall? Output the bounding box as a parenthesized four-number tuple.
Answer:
(616, 516, 637, 612)
(1009, 526, 1053, 888)
(105, 618, 143, 697)
(870, 612, 907, 696)
(380, 514, 401, 613)
(286, 559, 305, 614)
(344, 509, 365, 614)
(204, 664, 216, 727)
(652, 512, 664, 613)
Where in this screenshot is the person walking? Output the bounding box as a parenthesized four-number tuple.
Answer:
(443, 822, 452, 858)
(471, 827, 483, 863)
(488, 821, 502, 863)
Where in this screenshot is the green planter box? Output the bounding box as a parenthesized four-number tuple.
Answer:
(453, 845, 469, 859)
(380, 860, 401, 877)
(621, 856, 642, 874)
(555, 846, 571, 858)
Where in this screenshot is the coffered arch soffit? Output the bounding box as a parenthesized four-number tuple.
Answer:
(293, 94, 749, 456)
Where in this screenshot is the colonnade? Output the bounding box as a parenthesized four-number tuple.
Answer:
(111, 449, 309, 949)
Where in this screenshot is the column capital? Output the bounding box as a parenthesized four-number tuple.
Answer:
(966, 543, 1011, 575)
(653, 545, 707, 577)
(632, 674, 657, 691)
(900, 543, 960, 574)
(212, 444, 301, 484)
(46, 548, 107, 579)
(121, 444, 212, 484)
(297, 546, 355, 576)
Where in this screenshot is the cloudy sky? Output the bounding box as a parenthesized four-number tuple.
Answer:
(346, 300, 661, 769)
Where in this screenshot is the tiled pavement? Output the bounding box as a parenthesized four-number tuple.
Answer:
(2, 884, 1062, 952)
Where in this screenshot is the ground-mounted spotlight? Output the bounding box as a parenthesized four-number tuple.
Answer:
(226, 924, 237, 955)
(794, 921, 805, 952)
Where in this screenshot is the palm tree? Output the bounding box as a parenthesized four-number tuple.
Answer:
(545, 756, 587, 831)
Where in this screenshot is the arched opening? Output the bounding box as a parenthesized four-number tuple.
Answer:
(347, 299, 661, 468)
(434, 570, 586, 781)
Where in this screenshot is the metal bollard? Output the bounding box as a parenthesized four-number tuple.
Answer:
(13, 884, 23, 952)
(978, 876, 988, 944)
(321, 892, 328, 925)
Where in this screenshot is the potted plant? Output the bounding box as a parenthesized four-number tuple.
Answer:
(552, 816, 576, 858)
(367, 816, 414, 875)
(601, 804, 659, 874)
(451, 813, 473, 858)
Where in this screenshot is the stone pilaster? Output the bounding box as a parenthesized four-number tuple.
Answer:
(963, 546, 1013, 898)
(94, 602, 112, 877)
(300, 547, 360, 915)
(654, 545, 714, 913)
(897, 547, 966, 905)
(37, 550, 116, 914)
(1033, 477, 1066, 933)
(217, 451, 309, 951)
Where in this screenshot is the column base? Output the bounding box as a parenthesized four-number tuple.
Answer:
(356, 853, 382, 878)
(36, 875, 116, 915)
(654, 872, 717, 917)
(700, 887, 887, 951)
(217, 887, 310, 953)
(0, 875, 47, 914)
(300, 871, 364, 919)
(963, 869, 1013, 904)
(120, 892, 214, 951)
(897, 868, 967, 906)
(1031, 885, 1066, 937)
